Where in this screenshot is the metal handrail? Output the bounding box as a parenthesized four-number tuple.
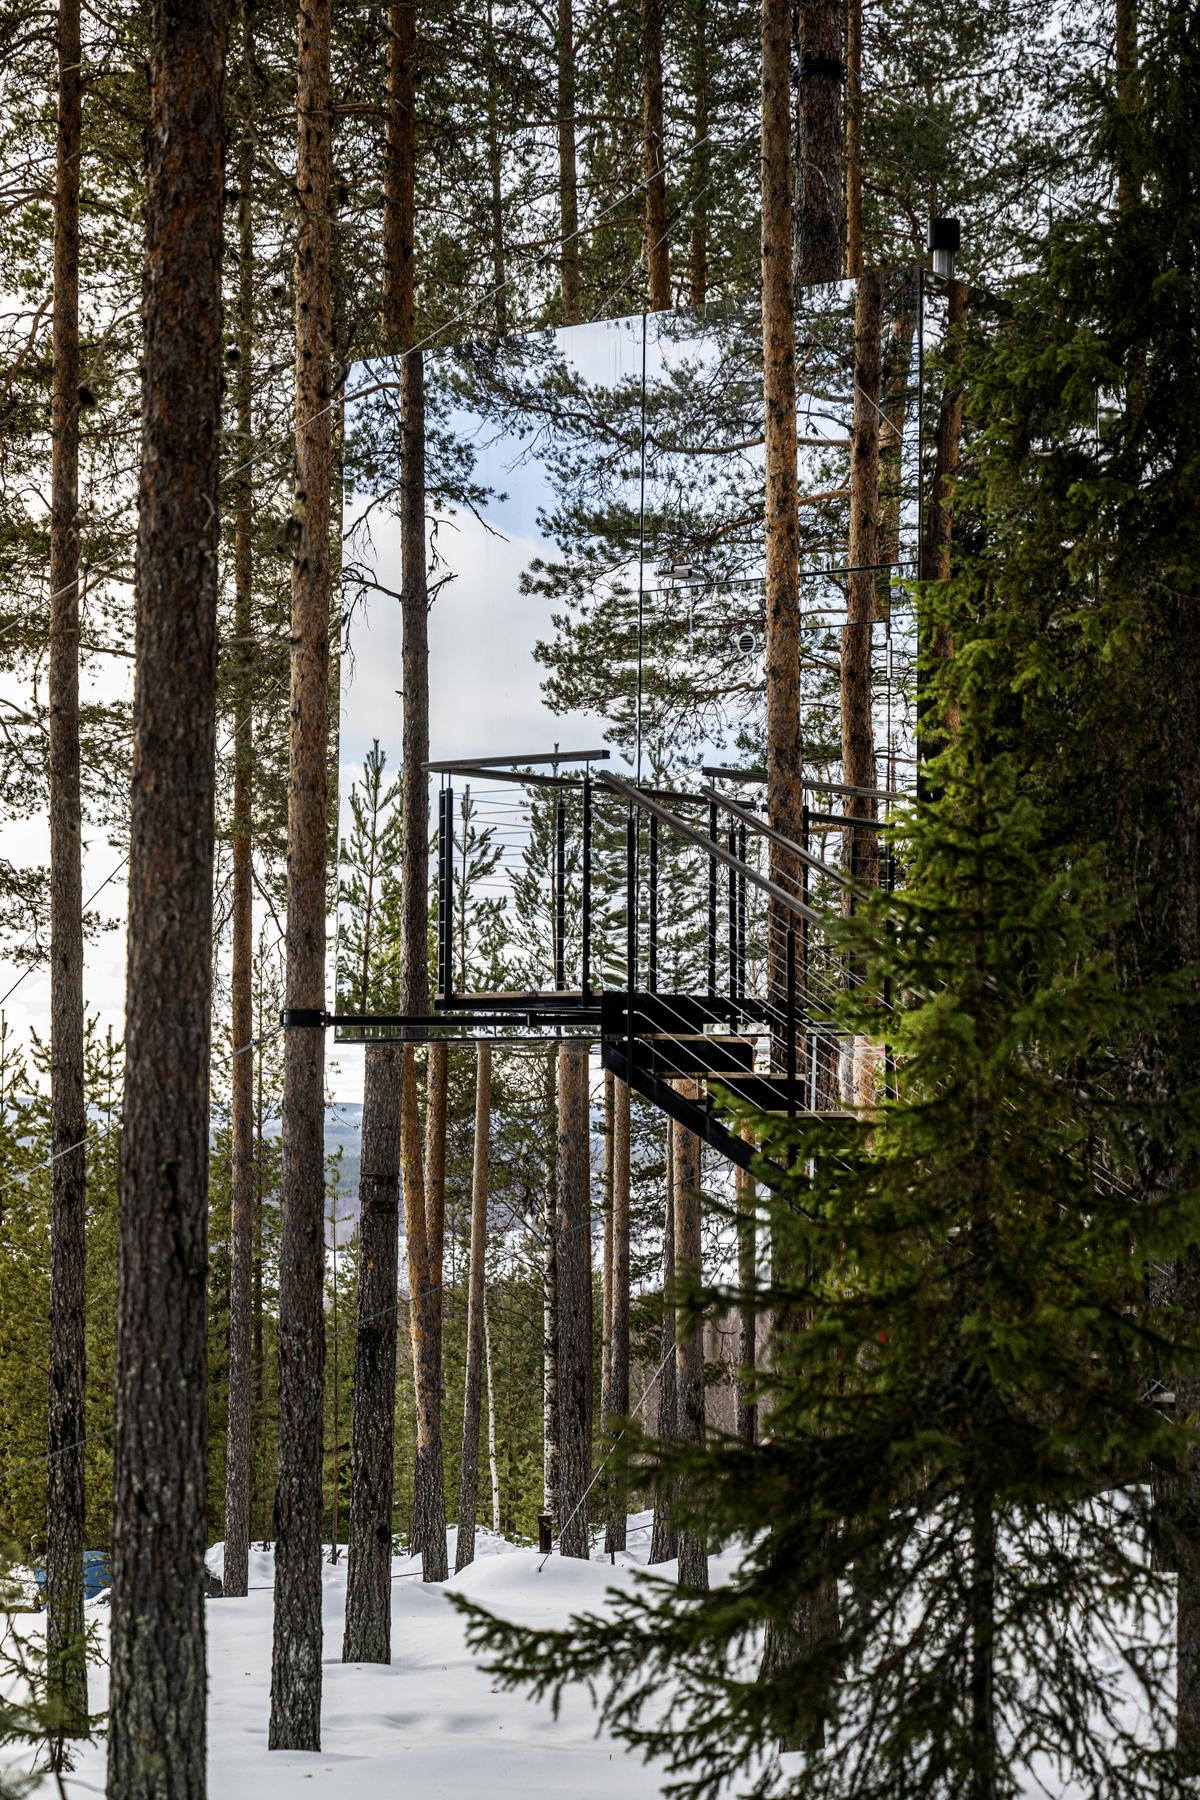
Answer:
(700, 784, 859, 895)
(596, 772, 824, 929)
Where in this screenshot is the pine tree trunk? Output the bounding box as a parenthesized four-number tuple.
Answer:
(640, 0, 671, 310)
(222, 7, 257, 1602)
(673, 1092, 707, 1589)
(342, 1043, 401, 1662)
(455, 1042, 491, 1571)
(843, 0, 863, 277)
(844, 268, 883, 1108)
(601, 1068, 614, 1413)
(555, 1042, 592, 1558)
(107, 2, 225, 1789)
(794, 0, 845, 287)
(874, 303, 918, 621)
(969, 1487, 998, 1800)
(484, 0, 508, 335)
(404, 1043, 448, 1579)
(484, 1287, 501, 1533)
(557, 0, 582, 323)
(384, 0, 445, 1582)
(252, 1034, 266, 1541)
(46, 0, 87, 1742)
(649, 1120, 678, 1564)
(603, 1076, 630, 1552)
(842, 266, 882, 891)
(543, 1046, 560, 1520)
(270, 0, 332, 1748)
(688, 0, 709, 305)
(762, 0, 805, 1011)
(735, 1158, 757, 1444)
(1115, 0, 1138, 215)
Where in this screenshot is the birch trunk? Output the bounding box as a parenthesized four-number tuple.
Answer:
(108, 1, 225, 1787)
(46, 0, 87, 1739)
(270, 0, 332, 1748)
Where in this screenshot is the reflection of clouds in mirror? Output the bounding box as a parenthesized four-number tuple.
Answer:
(337, 285, 922, 1014)
(342, 286, 922, 782)
(339, 498, 609, 773)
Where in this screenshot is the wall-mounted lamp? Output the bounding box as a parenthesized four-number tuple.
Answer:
(928, 216, 961, 281)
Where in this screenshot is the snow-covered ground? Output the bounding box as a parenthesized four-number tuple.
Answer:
(1, 1512, 1175, 1798)
(2, 1515, 680, 1799)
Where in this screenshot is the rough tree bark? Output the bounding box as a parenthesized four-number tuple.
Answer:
(341, 1043, 401, 1661)
(688, 0, 709, 305)
(673, 1092, 708, 1590)
(843, 268, 883, 1108)
(543, 1045, 560, 1522)
(842, 266, 882, 890)
(557, 0, 582, 323)
(843, 0, 863, 277)
(484, 1286, 501, 1532)
(1115, 0, 1138, 216)
(384, 0, 446, 1583)
(555, 1042, 592, 1558)
(649, 1121, 678, 1564)
(46, 0, 87, 1739)
(735, 1157, 757, 1445)
(640, 0, 671, 310)
(222, 0, 257, 1602)
(405, 1042, 449, 1579)
(455, 1042, 491, 1571)
(874, 302, 918, 621)
(484, 0, 508, 334)
(269, 0, 332, 1749)
(603, 1076, 630, 1553)
(601, 1068, 614, 1410)
(107, 0, 225, 1789)
(794, 0, 845, 288)
(762, 0, 805, 1017)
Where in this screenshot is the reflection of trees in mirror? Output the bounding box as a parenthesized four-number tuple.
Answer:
(336, 741, 404, 1015)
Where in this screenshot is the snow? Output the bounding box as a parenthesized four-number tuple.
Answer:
(1, 1515, 673, 1799)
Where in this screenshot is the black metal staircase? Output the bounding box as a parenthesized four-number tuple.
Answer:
(328, 749, 884, 1189)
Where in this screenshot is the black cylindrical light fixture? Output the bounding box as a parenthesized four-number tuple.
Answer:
(928, 216, 961, 280)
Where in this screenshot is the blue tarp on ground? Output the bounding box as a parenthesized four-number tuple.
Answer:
(32, 1550, 111, 1601)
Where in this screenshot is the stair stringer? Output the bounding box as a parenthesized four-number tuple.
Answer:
(600, 1041, 789, 1191)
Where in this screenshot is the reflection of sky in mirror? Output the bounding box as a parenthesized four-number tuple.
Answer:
(340, 310, 649, 785)
(338, 282, 922, 949)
